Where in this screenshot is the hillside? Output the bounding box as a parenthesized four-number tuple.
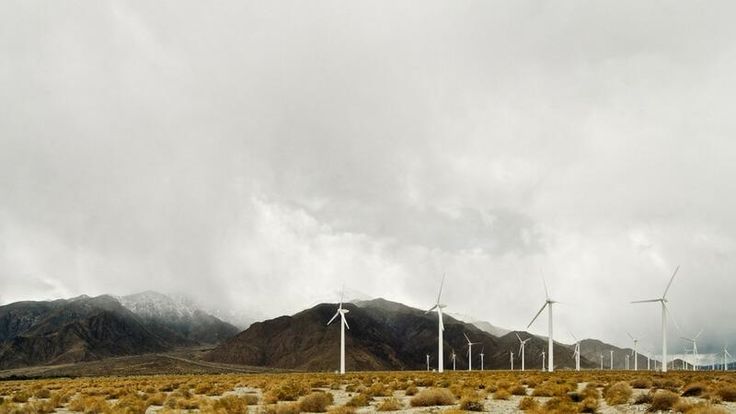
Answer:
(205, 298, 599, 371)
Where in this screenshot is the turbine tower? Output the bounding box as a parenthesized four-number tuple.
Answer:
(627, 332, 639, 371)
(599, 354, 604, 370)
(680, 329, 702, 371)
(451, 349, 457, 371)
(426, 354, 430, 371)
(631, 265, 680, 372)
(327, 292, 350, 374)
(426, 273, 447, 373)
(610, 350, 614, 370)
(464, 333, 479, 371)
(516, 333, 532, 371)
(528, 278, 557, 372)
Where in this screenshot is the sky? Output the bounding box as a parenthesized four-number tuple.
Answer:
(2, 1, 736, 356)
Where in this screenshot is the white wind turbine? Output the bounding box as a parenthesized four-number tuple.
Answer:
(599, 354, 604, 370)
(627, 332, 639, 371)
(510, 350, 514, 370)
(610, 350, 614, 370)
(464, 333, 479, 371)
(631, 265, 680, 373)
(426, 273, 447, 373)
(723, 346, 732, 371)
(480, 346, 485, 371)
(528, 278, 557, 372)
(540, 351, 546, 371)
(327, 292, 350, 374)
(451, 349, 457, 371)
(516, 333, 532, 371)
(569, 332, 581, 371)
(681, 329, 703, 371)
(426, 354, 430, 371)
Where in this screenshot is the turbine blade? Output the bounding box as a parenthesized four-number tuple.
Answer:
(425, 305, 438, 314)
(627, 332, 634, 341)
(694, 328, 703, 339)
(515, 332, 522, 343)
(327, 311, 339, 326)
(665, 303, 682, 332)
(527, 302, 548, 328)
(439, 311, 445, 331)
(463, 332, 471, 343)
(342, 314, 350, 330)
(631, 299, 662, 304)
(436, 272, 446, 304)
(662, 265, 680, 299)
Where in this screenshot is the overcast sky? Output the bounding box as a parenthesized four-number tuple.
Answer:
(2, 1, 736, 355)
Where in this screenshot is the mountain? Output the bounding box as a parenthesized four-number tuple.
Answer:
(579, 339, 653, 370)
(0, 292, 239, 370)
(446, 312, 512, 338)
(119, 291, 239, 345)
(205, 297, 599, 371)
(0, 295, 167, 369)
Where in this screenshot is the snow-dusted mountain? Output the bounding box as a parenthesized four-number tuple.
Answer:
(119, 291, 240, 345)
(447, 312, 512, 337)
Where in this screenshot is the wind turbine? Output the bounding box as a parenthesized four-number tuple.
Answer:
(610, 350, 614, 370)
(724, 346, 732, 371)
(599, 354, 604, 370)
(327, 292, 350, 374)
(426, 354, 430, 371)
(680, 329, 702, 371)
(516, 333, 532, 371)
(569, 332, 581, 371)
(627, 332, 639, 371)
(631, 265, 680, 372)
(451, 349, 457, 371)
(625, 355, 630, 370)
(528, 278, 557, 372)
(540, 351, 546, 371)
(510, 350, 514, 370)
(426, 273, 447, 373)
(480, 346, 485, 371)
(464, 333, 479, 371)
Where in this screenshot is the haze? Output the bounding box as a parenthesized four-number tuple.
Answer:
(2, 1, 736, 354)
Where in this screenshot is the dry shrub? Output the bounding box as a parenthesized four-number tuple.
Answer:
(261, 402, 300, 414)
(409, 387, 455, 407)
(366, 382, 391, 397)
(11, 392, 29, 403)
(205, 394, 258, 413)
(146, 392, 166, 406)
(327, 407, 356, 414)
(579, 396, 599, 413)
(673, 399, 693, 413)
(532, 381, 573, 397)
(376, 397, 403, 411)
(715, 383, 736, 402)
(635, 391, 654, 405)
(114, 393, 149, 414)
(683, 382, 710, 397)
(299, 392, 334, 413)
(580, 384, 600, 400)
(345, 393, 370, 407)
(649, 390, 680, 412)
(404, 385, 418, 396)
(686, 405, 729, 414)
(543, 396, 578, 414)
(459, 395, 484, 411)
(493, 388, 511, 400)
(604, 381, 633, 405)
(263, 379, 310, 403)
(518, 396, 539, 411)
(510, 384, 527, 396)
(631, 377, 654, 389)
(33, 388, 51, 399)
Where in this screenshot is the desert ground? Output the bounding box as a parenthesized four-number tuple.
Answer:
(2, 370, 736, 413)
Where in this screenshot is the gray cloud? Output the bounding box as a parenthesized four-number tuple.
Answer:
(2, 0, 736, 354)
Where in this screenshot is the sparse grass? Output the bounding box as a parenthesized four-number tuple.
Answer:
(683, 381, 710, 397)
(409, 387, 455, 407)
(327, 406, 356, 414)
(715, 383, 736, 401)
(493, 388, 511, 400)
(345, 393, 371, 407)
(458, 394, 485, 411)
(604, 381, 633, 405)
(579, 396, 599, 413)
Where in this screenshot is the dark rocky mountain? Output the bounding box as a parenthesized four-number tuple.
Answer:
(119, 291, 239, 345)
(0, 293, 238, 370)
(205, 298, 600, 371)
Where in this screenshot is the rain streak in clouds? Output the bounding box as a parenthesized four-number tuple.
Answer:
(2, 1, 736, 354)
